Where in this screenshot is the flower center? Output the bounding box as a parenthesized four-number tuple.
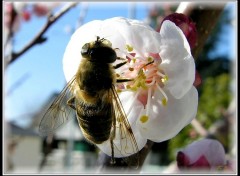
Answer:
(115, 44, 169, 122)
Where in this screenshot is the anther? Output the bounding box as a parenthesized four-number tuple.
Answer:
(126, 44, 133, 52)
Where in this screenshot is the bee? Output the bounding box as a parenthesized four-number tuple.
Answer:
(39, 36, 140, 166)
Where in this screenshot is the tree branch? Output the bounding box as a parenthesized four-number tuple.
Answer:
(5, 2, 78, 66)
(4, 2, 18, 49)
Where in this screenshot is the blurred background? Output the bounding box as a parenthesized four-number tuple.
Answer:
(3, 1, 237, 174)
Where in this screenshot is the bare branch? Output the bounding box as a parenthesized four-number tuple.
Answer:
(6, 72, 31, 96)
(191, 118, 208, 137)
(4, 2, 18, 49)
(5, 2, 79, 66)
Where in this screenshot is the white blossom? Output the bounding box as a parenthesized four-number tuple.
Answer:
(63, 17, 198, 157)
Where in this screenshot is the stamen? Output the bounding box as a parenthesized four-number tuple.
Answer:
(146, 77, 156, 86)
(162, 98, 167, 106)
(146, 87, 152, 115)
(156, 84, 168, 106)
(147, 56, 154, 62)
(139, 87, 152, 124)
(125, 91, 141, 116)
(126, 44, 133, 52)
(161, 75, 169, 84)
(117, 89, 122, 93)
(126, 85, 131, 89)
(145, 67, 157, 77)
(140, 115, 148, 123)
(132, 58, 136, 63)
(129, 67, 134, 71)
(117, 48, 135, 60)
(157, 71, 166, 77)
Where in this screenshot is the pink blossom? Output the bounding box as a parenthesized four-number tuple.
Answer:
(177, 139, 227, 171)
(21, 10, 31, 21)
(193, 70, 202, 87)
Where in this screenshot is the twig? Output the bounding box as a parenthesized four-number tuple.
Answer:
(191, 118, 208, 137)
(76, 3, 89, 28)
(5, 2, 79, 66)
(6, 72, 31, 96)
(4, 2, 18, 49)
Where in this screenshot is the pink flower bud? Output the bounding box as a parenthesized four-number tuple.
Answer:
(161, 13, 197, 49)
(33, 4, 49, 17)
(177, 139, 226, 171)
(22, 10, 31, 21)
(193, 70, 202, 87)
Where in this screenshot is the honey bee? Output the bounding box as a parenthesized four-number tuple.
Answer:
(39, 36, 140, 166)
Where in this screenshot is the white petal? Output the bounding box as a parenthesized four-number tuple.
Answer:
(136, 86, 198, 142)
(161, 55, 195, 99)
(63, 17, 163, 82)
(106, 17, 162, 55)
(159, 20, 195, 99)
(63, 20, 102, 82)
(63, 18, 128, 82)
(127, 25, 162, 54)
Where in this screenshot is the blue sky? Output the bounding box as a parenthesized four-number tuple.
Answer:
(4, 2, 236, 128)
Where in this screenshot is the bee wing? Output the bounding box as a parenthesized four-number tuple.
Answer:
(110, 86, 140, 166)
(39, 76, 77, 136)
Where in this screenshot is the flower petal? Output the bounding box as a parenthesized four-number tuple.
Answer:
(159, 20, 195, 99)
(63, 20, 102, 82)
(63, 17, 163, 82)
(136, 86, 198, 142)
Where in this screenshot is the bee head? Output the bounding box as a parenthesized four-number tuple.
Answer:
(81, 37, 117, 63)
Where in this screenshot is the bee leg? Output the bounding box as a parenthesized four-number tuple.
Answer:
(116, 78, 133, 83)
(67, 97, 76, 110)
(113, 60, 128, 69)
(110, 106, 117, 165)
(116, 56, 126, 60)
(110, 139, 116, 164)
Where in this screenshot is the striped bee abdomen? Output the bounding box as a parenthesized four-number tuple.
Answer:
(76, 99, 113, 144)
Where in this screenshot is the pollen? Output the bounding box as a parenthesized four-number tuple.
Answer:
(126, 44, 133, 52)
(140, 115, 149, 123)
(117, 89, 122, 93)
(129, 67, 134, 71)
(126, 85, 131, 89)
(162, 98, 167, 106)
(147, 56, 153, 62)
(132, 58, 136, 63)
(161, 75, 169, 83)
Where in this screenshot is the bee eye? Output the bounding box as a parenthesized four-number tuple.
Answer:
(81, 43, 90, 56)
